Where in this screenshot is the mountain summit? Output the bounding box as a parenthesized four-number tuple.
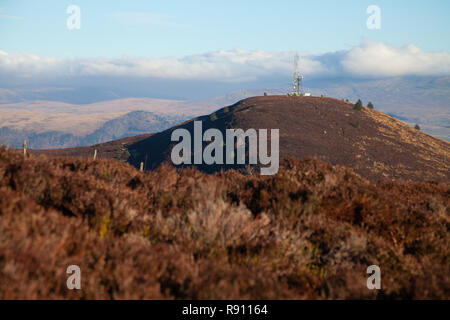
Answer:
(127, 96, 449, 181)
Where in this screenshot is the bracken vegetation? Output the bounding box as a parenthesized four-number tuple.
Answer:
(0, 147, 448, 299)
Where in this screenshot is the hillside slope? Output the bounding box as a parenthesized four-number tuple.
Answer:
(30, 133, 152, 161)
(128, 96, 449, 181)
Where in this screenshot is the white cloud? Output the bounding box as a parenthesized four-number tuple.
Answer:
(341, 40, 450, 77)
(0, 41, 449, 83)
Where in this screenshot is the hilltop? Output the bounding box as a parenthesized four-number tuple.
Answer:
(127, 96, 449, 181)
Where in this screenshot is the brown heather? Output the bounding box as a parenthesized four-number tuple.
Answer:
(0, 147, 448, 299)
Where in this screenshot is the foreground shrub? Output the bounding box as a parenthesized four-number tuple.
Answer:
(0, 147, 448, 299)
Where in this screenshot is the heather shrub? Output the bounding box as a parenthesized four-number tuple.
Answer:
(0, 147, 448, 299)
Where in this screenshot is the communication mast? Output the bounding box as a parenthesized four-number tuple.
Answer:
(289, 53, 310, 96)
(292, 54, 303, 95)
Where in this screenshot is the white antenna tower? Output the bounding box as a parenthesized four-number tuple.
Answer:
(292, 53, 303, 96)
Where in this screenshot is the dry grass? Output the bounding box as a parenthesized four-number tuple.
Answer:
(0, 98, 218, 136)
(0, 147, 448, 299)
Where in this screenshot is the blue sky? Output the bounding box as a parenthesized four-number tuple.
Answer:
(1, 0, 450, 58)
(0, 0, 449, 102)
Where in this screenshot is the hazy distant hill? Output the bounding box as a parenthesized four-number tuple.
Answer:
(83, 111, 185, 144)
(0, 111, 185, 149)
(0, 97, 217, 136)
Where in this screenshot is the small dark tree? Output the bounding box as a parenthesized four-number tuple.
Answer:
(414, 124, 421, 130)
(367, 102, 374, 109)
(264, 92, 268, 96)
(354, 99, 363, 111)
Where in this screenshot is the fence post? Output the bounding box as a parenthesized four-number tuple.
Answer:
(23, 140, 27, 158)
(140, 162, 144, 172)
(93, 149, 97, 160)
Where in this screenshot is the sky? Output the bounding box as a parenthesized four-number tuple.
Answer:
(1, 0, 450, 58)
(0, 0, 449, 101)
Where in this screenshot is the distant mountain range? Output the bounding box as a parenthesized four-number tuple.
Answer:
(0, 111, 185, 149)
(1, 76, 449, 148)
